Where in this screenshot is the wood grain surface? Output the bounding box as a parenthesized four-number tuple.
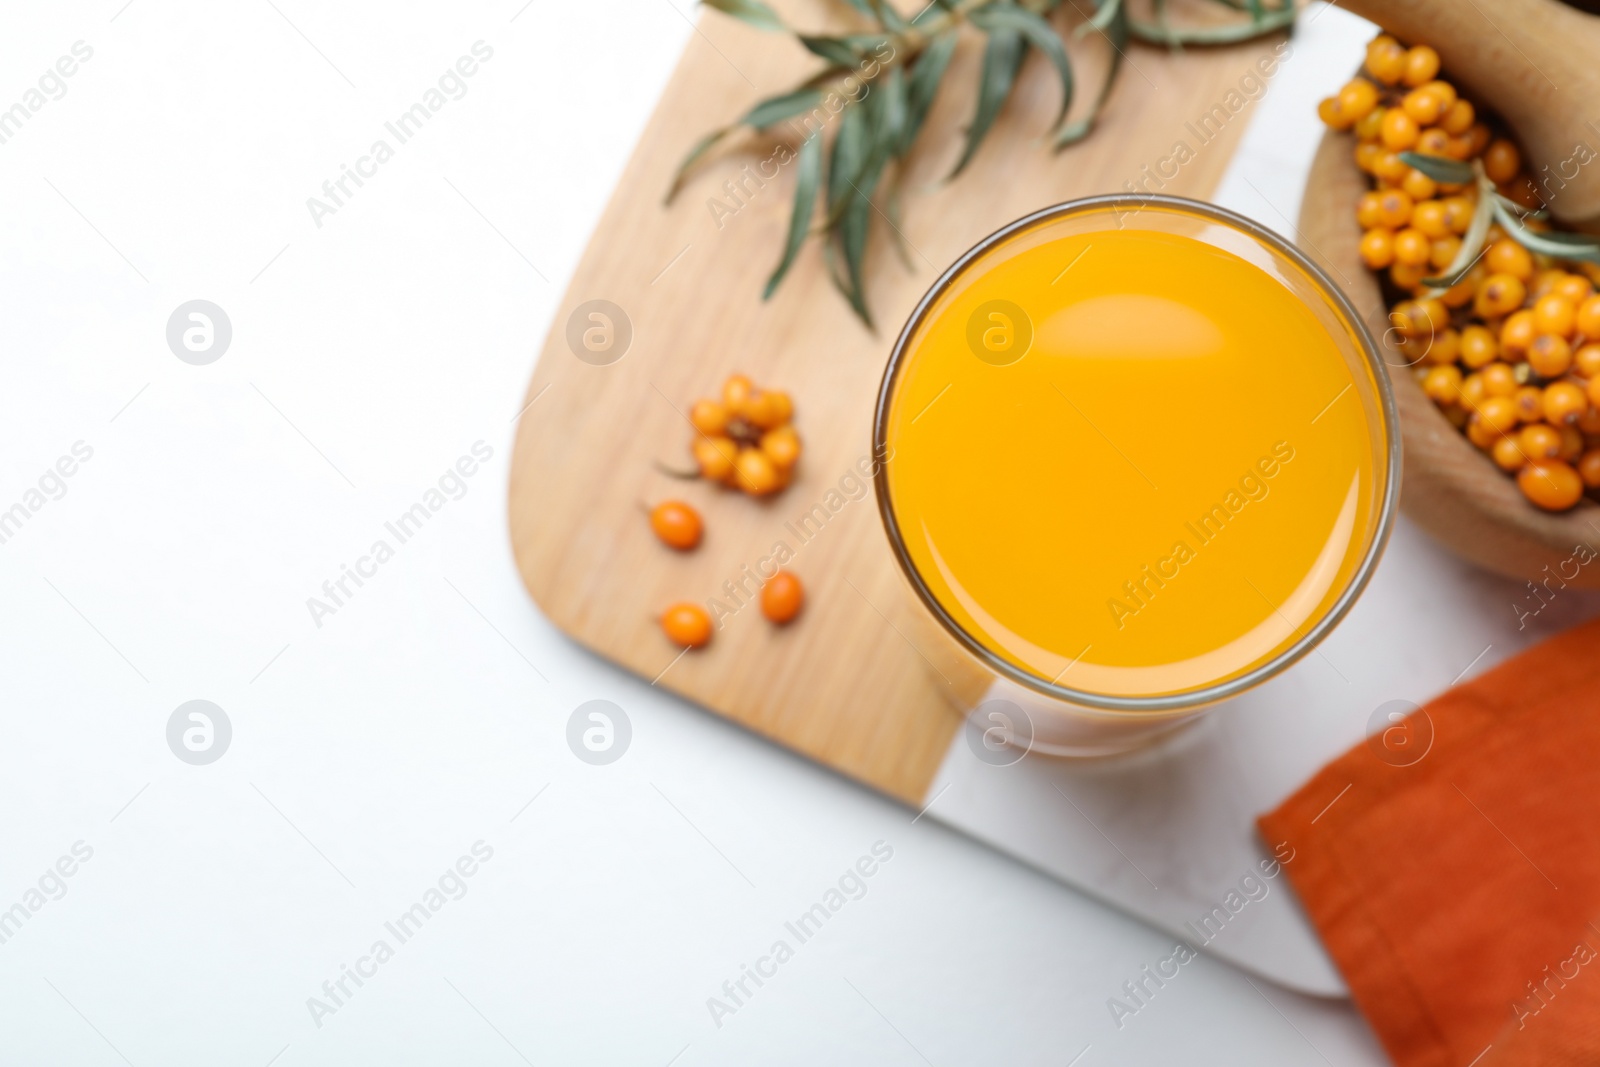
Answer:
(1299, 130, 1600, 589)
(508, 1, 1294, 804)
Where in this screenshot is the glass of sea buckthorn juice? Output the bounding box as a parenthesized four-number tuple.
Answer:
(874, 196, 1400, 756)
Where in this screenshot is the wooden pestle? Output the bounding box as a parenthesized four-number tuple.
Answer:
(1333, 0, 1600, 228)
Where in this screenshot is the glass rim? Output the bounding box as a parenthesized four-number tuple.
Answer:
(871, 194, 1403, 716)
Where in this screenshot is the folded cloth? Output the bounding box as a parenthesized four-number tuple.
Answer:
(1258, 617, 1600, 1067)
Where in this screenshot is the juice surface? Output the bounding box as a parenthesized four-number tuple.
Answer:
(883, 224, 1383, 698)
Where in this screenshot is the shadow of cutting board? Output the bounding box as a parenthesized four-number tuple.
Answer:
(508, 0, 1291, 805)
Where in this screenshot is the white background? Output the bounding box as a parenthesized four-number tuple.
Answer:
(0, 1, 1399, 1063)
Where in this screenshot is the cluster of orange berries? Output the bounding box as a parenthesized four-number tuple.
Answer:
(1322, 35, 1600, 512)
(687, 374, 802, 496)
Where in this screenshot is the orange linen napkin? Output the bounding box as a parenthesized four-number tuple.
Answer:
(1258, 617, 1600, 1067)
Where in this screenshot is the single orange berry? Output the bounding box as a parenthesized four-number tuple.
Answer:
(690, 398, 730, 436)
(1391, 261, 1429, 291)
(1474, 395, 1520, 436)
(1544, 381, 1589, 424)
(1579, 296, 1600, 339)
(1561, 425, 1585, 463)
(1380, 108, 1420, 150)
(1439, 98, 1475, 135)
(1580, 404, 1600, 436)
(734, 447, 781, 496)
(759, 570, 805, 625)
(1393, 228, 1431, 266)
(1492, 434, 1528, 472)
(1519, 461, 1584, 511)
(1579, 450, 1600, 488)
(1318, 97, 1351, 130)
(1556, 275, 1594, 306)
(1481, 361, 1519, 398)
(1476, 274, 1528, 319)
(650, 500, 703, 551)
(1356, 191, 1386, 229)
(1529, 335, 1574, 378)
(693, 435, 739, 483)
(1401, 87, 1445, 126)
(1519, 423, 1563, 461)
(1354, 107, 1387, 144)
(1415, 128, 1454, 158)
(1422, 364, 1462, 404)
(1366, 37, 1406, 85)
(1338, 80, 1381, 122)
(1460, 325, 1499, 368)
(1485, 239, 1534, 281)
(661, 602, 713, 648)
(1501, 311, 1538, 356)
(1459, 372, 1488, 410)
(1360, 229, 1395, 269)
(1430, 236, 1463, 271)
(1375, 189, 1414, 229)
(1410, 200, 1449, 238)
(722, 373, 755, 416)
(759, 424, 801, 470)
(1466, 122, 1493, 158)
(1440, 196, 1476, 235)
(1426, 327, 1461, 365)
(1483, 140, 1522, 184)
(1586, 373, 1600, 410)
(1402, 45, 1441, 87)
(1373, 150, 1411, 182)
(1577, 343, 1600, 381)
(1513, 384, 1544, 423)
(1535, 294, 1578, 338)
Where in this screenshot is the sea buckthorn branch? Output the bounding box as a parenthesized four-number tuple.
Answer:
(669, 0, 1294, 325)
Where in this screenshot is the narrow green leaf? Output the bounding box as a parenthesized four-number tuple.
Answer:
(1058, 0, 1124, 147)
(1126, 5, 1292, 44)
(971, 4, 1074, 128)
(880, 66, 908, 156)
(949, 28, 1026, 178)
(864, 0, 909, 32)
(1492, 200, 1600, 265)
(666, 126, 734, 202)
(1076, 0, 1122, 39)
(1422, 187, 1495, 289)
(901, 31, 957, 155)
(763, 133, 824, 299)
(827, 101, 868, 217)
(1399, 151, 1475, 186)
(835, 151, 889, 327)
(743, 87, 827, 130)
(701, 0, 787, 33)
(799, 35, 862, 66)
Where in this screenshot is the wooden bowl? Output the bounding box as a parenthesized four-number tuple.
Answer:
(1298, 131, 1600, 588)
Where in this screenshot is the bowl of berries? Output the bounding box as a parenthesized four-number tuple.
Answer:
(1301, 19, 1600, 587)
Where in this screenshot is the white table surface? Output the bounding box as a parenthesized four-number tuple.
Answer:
(0, 2, 1510, 1063)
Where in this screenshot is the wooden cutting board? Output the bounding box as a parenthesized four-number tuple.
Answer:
(508, 0, 1291, 804)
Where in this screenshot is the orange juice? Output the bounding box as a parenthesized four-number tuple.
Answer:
(879, 204, 1394, 702)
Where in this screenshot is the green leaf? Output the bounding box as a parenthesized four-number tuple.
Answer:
(834, 151, 889, 327)
(901, 31, 957, 156)
(827, 102, 868, 217)
(743, 87, 826, 130)
(666, 125, 734, 202)
(1422, 187, 1495, 289)
(948, 28, 1026, 178)
(1492, 200, 1600, 265)
(1399, 151, 1475, 186)
(764, 133, 824, 299)
(1058, 0, 1124, 146)
(880, 66, 908, 156)
(799, 35, 864, 66)
(864, 0, 909, 32)
(701, 0, 787, 33)
(1126, 4, 1292, 44)
(971, 4, 1074, 128)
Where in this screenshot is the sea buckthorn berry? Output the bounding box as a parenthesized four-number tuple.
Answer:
(1530, 270, 1568, 301)
(759, 424, 801, 469)
(1477, 274, 1529, 319)
(693, 435, 739, 483)
(1440, 98, 1475, 135)
(1411, 200, 1449, 238)
(1557, 275, 1594, 306)
(1485, 240, 1534, 281)
(1579, 450, 1600, 488)
(1460, 373, 1488, 410)
(1402, 45, 1441, 86)
(1441, 275, 1478, 309)
(1467, 414, 1500, 450)
(1366, 36, 1406, 84)
(1357, 192, 1386, 229)
(1544, 381, 1589, 424)
(1391, 261, 1428, 291)
(661, 602, 713, 648)
(1578, 343, 1600, 381)
(1500, 311, 1538, 356)
(744, 390, 792, 430)
(1529, 335, 1574, 378)
(1440, 197, 1476, 235)
(650, 500, 703, 551)
(1513, 385, 1544, 423)
(1534, 294, 1578, 338)
(1401, 168, 1438, 201)
(1466, 123, 1493, 158)
(1519, 461, 1584, 511)
(1493, 435, 1527, 471)
(1501, 176, 1545, 211)
(1401, 87, 1445, 126)
(1339, 80, 1381, 122)
(1380, 109, 1420, 150)
(1482, 361, 1519, 397)
(1354, 108, 1387, 143)
(734, 447, 781, 495)
(1318, 97, 1351, 130)
(1461, 325, 1499, 368)
(1375, 189, 1414, 228)
(690, 399, 730, 436)
(1579, 296, 1600, 339)
(1431, 236, 1463, 271)
(1422, 365, 1462, 404)
(1475, 396, 1521, 437)
(1422, 80, 1457, 110)
(1444, 134, 1477, 161)
(1415, 128, 1454, 158)
(723, 373, 755, 416)
(1561, 425, 1586, 462)
(1355, 143, 1385, 173)
(1484, 140, 1522, 184)
(1586, 374, 1600, 411)
(1373, 151, 1411, 182)
(1444, 404, 1470, 428)
(1359, 229, 1395, 269)
(1580, 405, 1600, 436)
(1393, 228, 1432, 266)
(1519, 423, 1563, 461)
(1427, 327, 1462, 365)
(759, 570, 804, 625)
